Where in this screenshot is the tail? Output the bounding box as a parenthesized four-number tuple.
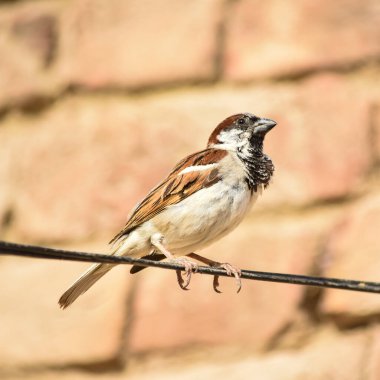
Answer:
(58, 263, 114, 309)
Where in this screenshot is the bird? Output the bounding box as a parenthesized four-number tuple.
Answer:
(59, 113, 276, 309)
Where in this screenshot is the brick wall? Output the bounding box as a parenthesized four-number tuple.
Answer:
(1, 1, 380, 379)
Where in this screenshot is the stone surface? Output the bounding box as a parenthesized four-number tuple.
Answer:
(0, 74, 374, 241)
(264, 73, 372, 207)
(0, 0, 379, 377)
(0, 94, 210, 242)
(127, 215, 326, 353)
(0, 241, 130, 368)
(224, 0, 380, 80)
(59, 0, 222, 89)
(368, 326, 380, 380)
(320, 194, 380, 324)
(0, 1, 63, 109)
(374, 103, 380, 162)
(0, 151, 12, 237)
(1, 327, 369, 380)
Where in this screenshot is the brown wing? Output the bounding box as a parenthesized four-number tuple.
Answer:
(110, 148, 227, 245)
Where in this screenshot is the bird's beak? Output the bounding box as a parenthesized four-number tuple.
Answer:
(254, 118, 277, 135)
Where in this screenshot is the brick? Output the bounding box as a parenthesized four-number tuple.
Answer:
(178, 328, 368, 380)
(58, 0, 222, 89)
(224, 0, 380, 80)
(368, 326, 380, 380)
(0, 1, 63, 109)
(10, 327, 368, 380)
(0, 153, 12, 235)
(0, 95, 211, 242)
(320, 194, 380, 324)
(127, 215, 326, 353)
(263, 73, 372, 207)
(0, 241, 130, 368)
(0, 75, 372, 241)
(374, 104, 380, 162)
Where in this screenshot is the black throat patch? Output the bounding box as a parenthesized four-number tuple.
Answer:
(237, 136, 275, 193)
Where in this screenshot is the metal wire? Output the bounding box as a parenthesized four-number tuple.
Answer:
(1, 240, 380, 293)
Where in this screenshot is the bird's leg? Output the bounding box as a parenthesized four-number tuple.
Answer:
(150, 234, 198, 290)
(187, 253, 242, 293)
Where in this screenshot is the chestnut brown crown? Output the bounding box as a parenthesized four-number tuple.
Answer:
(208, 113, 276, 147)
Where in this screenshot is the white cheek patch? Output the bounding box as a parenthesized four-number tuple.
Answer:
(218, 129, 241, 143)
(179, 163, 218, 175)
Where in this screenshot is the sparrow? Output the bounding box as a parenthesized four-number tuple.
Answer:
(59, 113, 276, 309)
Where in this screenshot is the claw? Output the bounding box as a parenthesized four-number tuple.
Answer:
(213, 263, 242, 294)
(150, 236, 199, 291)
(171, 257, 198, 290)
(176, 270, 189, 290)
(213, 275, 222, 293)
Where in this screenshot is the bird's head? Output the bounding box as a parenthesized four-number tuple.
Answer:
(207, 113, 277, 151)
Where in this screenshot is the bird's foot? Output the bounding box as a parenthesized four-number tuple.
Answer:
(213, 263, 242, 294)
(170, 257, 198, 290)
(150, 234, 198, 289)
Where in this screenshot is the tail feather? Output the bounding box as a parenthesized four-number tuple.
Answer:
(58, 263, 113, 309)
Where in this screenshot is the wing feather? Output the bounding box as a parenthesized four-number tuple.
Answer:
(110, 148, 227, 244)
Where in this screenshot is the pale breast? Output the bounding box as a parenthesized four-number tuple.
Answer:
(151, 159, 258, 254)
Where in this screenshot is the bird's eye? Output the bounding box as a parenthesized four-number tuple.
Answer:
(237, 118, 245, 125)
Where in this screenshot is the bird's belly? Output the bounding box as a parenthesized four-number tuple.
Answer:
(152, 181, 257, 255)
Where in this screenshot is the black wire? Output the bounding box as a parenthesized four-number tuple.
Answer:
(1, 240, 380, 294)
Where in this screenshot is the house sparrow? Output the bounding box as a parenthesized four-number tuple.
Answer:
(59, 113, 276, 309)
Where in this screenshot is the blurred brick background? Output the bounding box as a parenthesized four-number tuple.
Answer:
(0, 0, 380, 379)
